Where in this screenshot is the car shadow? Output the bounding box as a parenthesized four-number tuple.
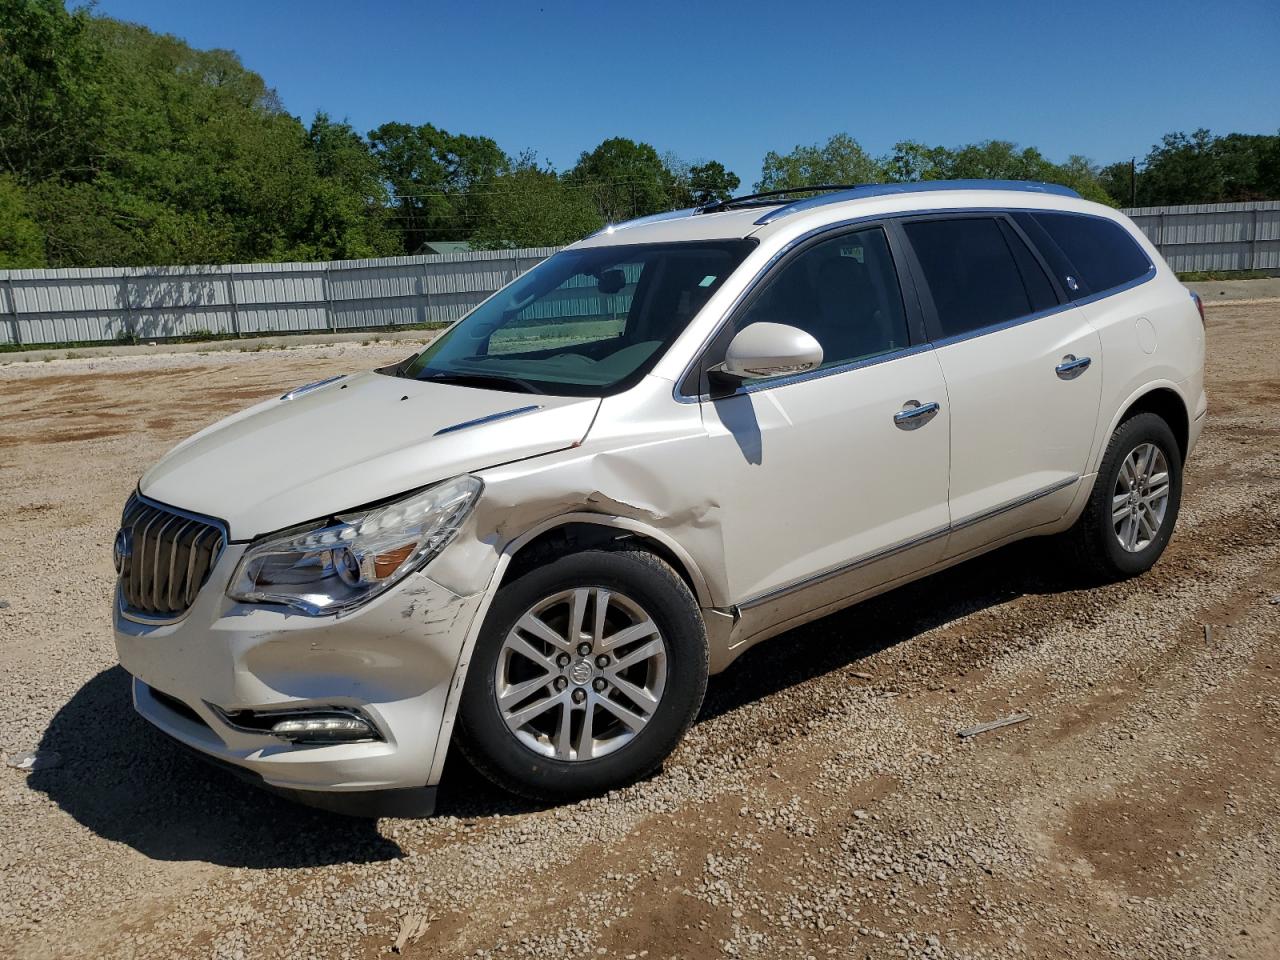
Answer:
(27, 666, 403, 868)
(440, 537, 1092, 816)
(30, 539, 1091, 858)
(696, 537, 1091, 724)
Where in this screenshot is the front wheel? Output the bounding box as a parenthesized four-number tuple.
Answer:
(456, 546, 708, 803)
(1063, 411, 1184, 581)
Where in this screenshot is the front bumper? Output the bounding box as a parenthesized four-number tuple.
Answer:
(114, 542, 486, 806)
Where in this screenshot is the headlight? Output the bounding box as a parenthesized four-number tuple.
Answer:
(227, 475, 482, 616)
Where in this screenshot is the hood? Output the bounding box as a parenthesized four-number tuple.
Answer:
(140, 371, 600, 539)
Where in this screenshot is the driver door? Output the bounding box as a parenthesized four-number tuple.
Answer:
(696, 224, 952, 638)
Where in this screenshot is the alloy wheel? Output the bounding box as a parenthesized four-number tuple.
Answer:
(1112, 442, 1171, 552)
(495, 587, 667, 761)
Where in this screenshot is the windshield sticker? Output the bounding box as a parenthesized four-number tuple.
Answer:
(698, 275, 717, 287)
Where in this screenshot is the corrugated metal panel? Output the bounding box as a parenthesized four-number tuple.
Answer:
(3, 206, 1276, 349)
(237, 305, 329, 334)
(1121, 200, 1280, 217)
(234, 270, 325, 307)
(19, 312, 130, 345)
(1158, 243, 1250, 272)
(129, 272, 233, 309)
(1121, 201, 1280, 273)
(12, 276, 126, 313)
(426, 258, 521, 295)
(132, 307, 238, 339)
(328, 263, 420, 302)
(1257, 208, 1280, 242)
(330, 297, 423, 329)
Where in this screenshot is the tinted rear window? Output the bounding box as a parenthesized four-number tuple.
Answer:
(903, 217, 1034, 339)
(1030, 212, 1152, 296)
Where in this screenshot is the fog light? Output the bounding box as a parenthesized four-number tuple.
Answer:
(270, 713, 375, 743)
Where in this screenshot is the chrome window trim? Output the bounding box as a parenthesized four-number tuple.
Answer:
(924, 264, 1158, 352)
(1016, 210, 1157, 303)
(116, 491, 230, 626)
(1064, 264, 1157, 307)
(673, 206, 1155, 405)
(737, 475, 1080, 610)
(694, 342, 935, 403)
(673, 213, 914, 403)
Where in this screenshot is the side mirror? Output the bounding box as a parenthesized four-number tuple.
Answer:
(712, 322, 824, 382)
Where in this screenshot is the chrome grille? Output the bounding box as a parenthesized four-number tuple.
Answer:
(116, 495, 226, 621)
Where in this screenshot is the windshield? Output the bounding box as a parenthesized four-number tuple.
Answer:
(396, 240, 755, 396)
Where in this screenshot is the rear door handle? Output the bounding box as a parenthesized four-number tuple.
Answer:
(1056, 354, 1092, 379)
(894, 400, 940, 430)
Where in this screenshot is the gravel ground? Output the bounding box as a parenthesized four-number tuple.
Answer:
(0, 308, 1277, 960)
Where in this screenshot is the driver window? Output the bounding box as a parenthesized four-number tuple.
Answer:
(733, 226, 909, 378)
(487, 262, 641, 356)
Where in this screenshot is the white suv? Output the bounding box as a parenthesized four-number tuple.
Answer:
(112, 180, 1207, 815)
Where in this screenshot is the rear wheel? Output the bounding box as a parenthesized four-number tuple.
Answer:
(456, 546, 708, 803)
(1064, 411, 1183, 580)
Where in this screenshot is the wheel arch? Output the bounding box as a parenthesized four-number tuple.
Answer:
(1115, 385, 1191, 462)
(1093, 381, 1191, 474)
(496, 513, 714, 609)
(424, 512, 717, 786)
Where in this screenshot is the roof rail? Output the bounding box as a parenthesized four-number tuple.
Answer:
(584, 207, 698, 240)
(753, 179, 1083, 225)
(696, 184, 863, 215)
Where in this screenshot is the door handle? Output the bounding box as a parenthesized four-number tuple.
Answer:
(1056, 354, 1092, 379)
(894, 400, 940, 430)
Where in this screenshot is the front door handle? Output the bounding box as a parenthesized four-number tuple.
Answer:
(1056, 354, 1092, 379)
(894, 400, 940, 430)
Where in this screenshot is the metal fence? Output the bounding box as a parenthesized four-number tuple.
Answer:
(1121, 201, 1280, 273)
(0, 248, 559, 347)
(3, 201, 1278, 347)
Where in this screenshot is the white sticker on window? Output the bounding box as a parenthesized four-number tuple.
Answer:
(699, 275, 717, 287)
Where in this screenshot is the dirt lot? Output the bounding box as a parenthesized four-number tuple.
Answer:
(1, 305, 1277, 960)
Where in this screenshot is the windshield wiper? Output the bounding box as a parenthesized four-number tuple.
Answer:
(416, 370, 545, 395)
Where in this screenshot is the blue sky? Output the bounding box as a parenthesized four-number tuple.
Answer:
(93, 0, 1279, 187)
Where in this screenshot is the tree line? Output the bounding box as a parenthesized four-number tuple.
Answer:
(2, 1, 1278, 269)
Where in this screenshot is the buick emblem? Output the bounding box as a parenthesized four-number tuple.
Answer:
(112, 528, 133, 574)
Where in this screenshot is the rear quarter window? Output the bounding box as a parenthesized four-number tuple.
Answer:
(1030, 212, 1153, 296)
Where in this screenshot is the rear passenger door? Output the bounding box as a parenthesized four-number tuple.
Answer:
(897, 214, 1102, 557)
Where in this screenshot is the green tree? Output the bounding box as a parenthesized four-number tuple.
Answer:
(568, 137, 674, 223)
(369, 121, 507, 252)
(1099, 160, 1137, 206)
(469, 153, 602, 249)
(6, 12, 400, 266)
(1127, 129, 1280, 205)
(883, 138, 1112, 205)
(296, 113, 398, 260)
(756, 133, 882, 191)
(0, 0, 102, 182)
(0, 173, 45, 266)
(882, 141, 951, 182)
(685, 160, 740, 205)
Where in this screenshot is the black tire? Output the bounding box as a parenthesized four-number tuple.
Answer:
(1063, 411, 1183, 581)
(456, 546, 709, 803)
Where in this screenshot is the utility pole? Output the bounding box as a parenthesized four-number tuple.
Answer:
(1130, 157, 1137, 207)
